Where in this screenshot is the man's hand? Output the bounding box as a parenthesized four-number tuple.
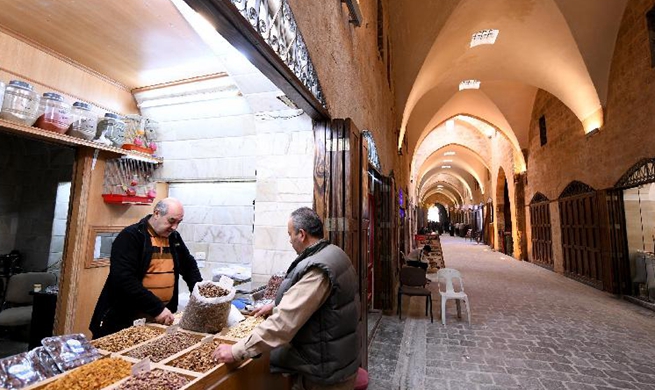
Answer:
(212, 344, 236, 363)
(251, 303, 274, 318)
(154, 308, 175, 326)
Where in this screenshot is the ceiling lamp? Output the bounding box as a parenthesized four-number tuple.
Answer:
(470, 29, 499, 47)
(459, 79, 480, 91)
(443, 159, 453, 163)
(441, 165, 452, 169)
(444, 151, 456, 156)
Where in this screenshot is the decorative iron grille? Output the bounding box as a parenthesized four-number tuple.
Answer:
(559, 180, 595, 198)
(362, 130, 381, 171)
(229, 0, 325, 107)
(530, 192, 549, 204)
(614, 158, 655, 189)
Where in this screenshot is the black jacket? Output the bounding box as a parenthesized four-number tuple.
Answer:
(89, 215, 202, 338)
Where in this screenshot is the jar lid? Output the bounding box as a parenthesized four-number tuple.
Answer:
(104, 112, 120, 119)
(42, 92, 64, 102)
(8, 80, 34, 91)
(73, 101, 91, 110)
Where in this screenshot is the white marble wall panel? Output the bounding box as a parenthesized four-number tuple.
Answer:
(256, 131, 313, 156)
(256, 178, 314, 203)
(157, 157, 256, 181)
(254, 113, 313, 134)
(193, 225, 252, 245)
(254, 202, 311, 227)
(184, 205, 253, 226)
(140, 96, 251, 122)
(253, 226, 291, 251)
(169, 183, 255, 267)
(231, 73, 279, 95)
(208, 243, 253, 263)
(256, 155, 314, 179)
(158, 137, 257, 160)
(252, 248, 295, 278)
(157, 115, 256, 142)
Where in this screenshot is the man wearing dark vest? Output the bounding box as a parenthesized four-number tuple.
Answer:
(212, 207, 360, 390)
(89, 197, 202, 338)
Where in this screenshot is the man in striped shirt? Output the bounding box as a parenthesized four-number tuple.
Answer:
(90, 198, 203, 338)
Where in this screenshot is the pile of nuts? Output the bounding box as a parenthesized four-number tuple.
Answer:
(262, 274, 284, 299)
(116, 369, 189, 390)
(168, 341, 219, 372)
(125, 332, 200, 362)
(92, 326, 164, 352)
(198, 284, 229, 298)
(43, 358, 131, 390)
(223, 316, 265, 339)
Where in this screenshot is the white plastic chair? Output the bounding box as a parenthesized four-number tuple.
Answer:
(436, 268, 471, 326)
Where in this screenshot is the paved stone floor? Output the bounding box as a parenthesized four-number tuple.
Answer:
(368, 236, 655, 390)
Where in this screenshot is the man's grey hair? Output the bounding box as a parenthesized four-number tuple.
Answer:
(290, 207, 324, 238)
(154, 200, 169, 216)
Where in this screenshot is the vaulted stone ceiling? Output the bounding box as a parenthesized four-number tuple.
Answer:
(391, 0, 628, 208)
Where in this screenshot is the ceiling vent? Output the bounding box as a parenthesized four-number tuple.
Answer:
(470, 29, 499, 47)
(459, 79, 480, 91)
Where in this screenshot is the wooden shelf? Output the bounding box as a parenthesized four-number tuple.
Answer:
(0, 117, 163, 164)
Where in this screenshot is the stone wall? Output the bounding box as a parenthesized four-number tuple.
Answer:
(287, 0, 398, 176)
(525, 0, 655, 268)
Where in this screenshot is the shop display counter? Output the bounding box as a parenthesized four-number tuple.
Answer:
(20, 324, 290, 390)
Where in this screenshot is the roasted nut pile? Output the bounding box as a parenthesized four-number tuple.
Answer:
(42, 358, 131, 390)
(198, 284, 229, 298)
(125, 332, 200, 362)
(117, 369, 189, 390)
(168, 341, 219, 372)
(92, 326, 164, 352)
(224, 316, 265, 339)
(262, 274, 284, 299)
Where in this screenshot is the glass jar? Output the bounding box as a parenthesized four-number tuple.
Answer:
(96, 113, 126, 147)
(0, 80, 40, 125)
(0, 81, 6, 111)
(34, 92, 72, 133)
(67, 102, 98, 140)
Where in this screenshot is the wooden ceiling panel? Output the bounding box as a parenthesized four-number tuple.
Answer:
(0, 0, 224, 88)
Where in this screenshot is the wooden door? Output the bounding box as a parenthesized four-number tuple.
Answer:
(558, 182, 603, 289)
(597, 189, 629, 294)
(313, 118, 367, 366)
(529, 196, 553, 268)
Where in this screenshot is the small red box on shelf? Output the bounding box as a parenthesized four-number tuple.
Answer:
(102, 194, 154, 205)
(121, 144, 154, 155)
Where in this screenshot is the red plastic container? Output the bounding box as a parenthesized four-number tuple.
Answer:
(102, 194, 153, 205)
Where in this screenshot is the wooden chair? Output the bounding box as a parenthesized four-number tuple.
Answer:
(397, 266, 433, 323)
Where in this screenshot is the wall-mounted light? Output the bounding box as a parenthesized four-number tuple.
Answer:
(586, 127, 600, 137)
(341, 0, 363, 27)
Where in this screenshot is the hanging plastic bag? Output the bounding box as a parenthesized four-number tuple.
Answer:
(179, 277, 235, 333)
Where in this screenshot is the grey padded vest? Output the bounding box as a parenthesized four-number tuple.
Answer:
(271, 244, 360, 385)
